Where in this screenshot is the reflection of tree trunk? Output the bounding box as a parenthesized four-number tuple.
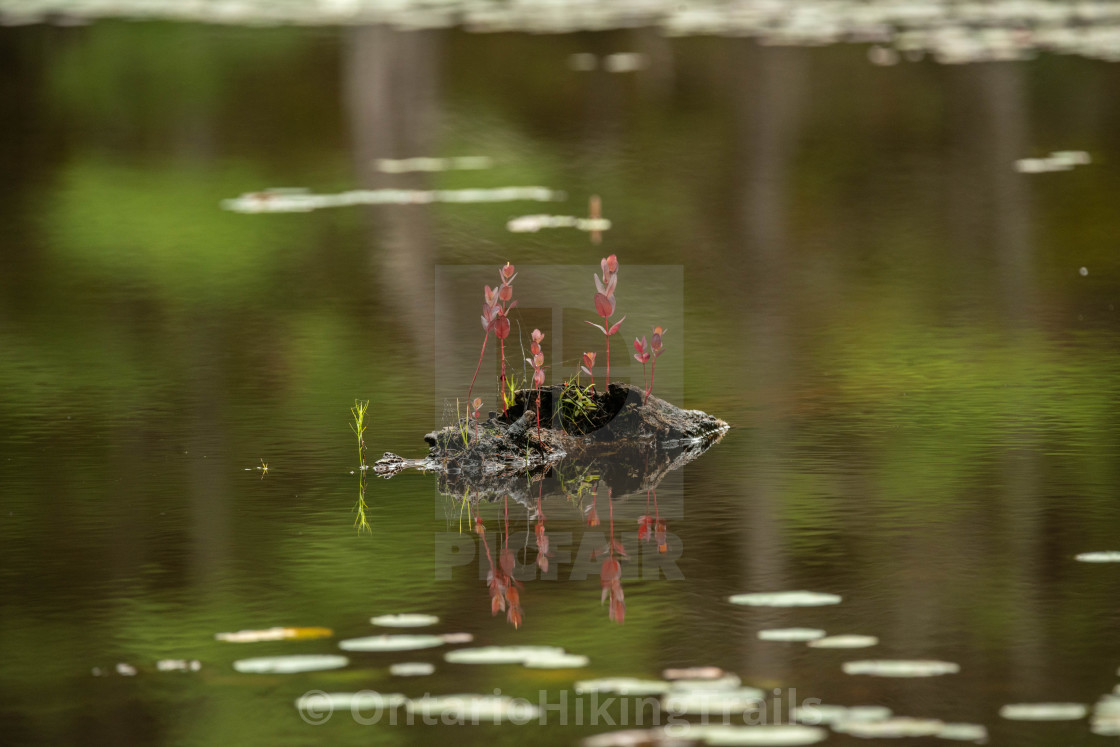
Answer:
(344, 25, 441, 350)
(732, 41, 808, 681)
(186, 321, 231, 585)
(983, 63, 1033, 322)
(947, 63, 1034, 321)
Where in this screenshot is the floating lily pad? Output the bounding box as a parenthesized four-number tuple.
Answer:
(833, 717, 944, 738)
(522, 653, 591, 669)
(575, 677, 672, 696)
(662, 688, 766, 715)
(582, 728, 669, 747)
(670, 674, 745, 692)
(156, 659, 201, 672)
(758, 628, 826, 642)
(807, 635, 878, 649)
(793, 704, 892, 725)
(338, 635, 445, 652)
(662, 667, 727, 681)
(694, 724, 829, 745)
(294, 691, 406, 710)
(371, 614, 440, 628)
(216, 626, 333, 643)
(390, 662, 435, 677)
(444, 646, 566, 665)
(234, 654, 349, 674)
(936, 723, 990, 741)
(1075, 552, 1120, 563)
(842, 660, 959, 677)
(1091, 695, 1120, 736)
(999, 703, 1087, 721)
(405, 694, 540, 721)
(728, 592, 842, 607)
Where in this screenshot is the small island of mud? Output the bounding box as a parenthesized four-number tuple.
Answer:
(375, 384, 728, 501)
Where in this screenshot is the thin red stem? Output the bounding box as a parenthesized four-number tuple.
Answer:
(608, 488, 615, 559)
(466, 331, 490, 406)
(499, 338, 507, 416)
(535, 384, 542, 445)
(644, 358, 656, 404)
(604, 318, 610, 388)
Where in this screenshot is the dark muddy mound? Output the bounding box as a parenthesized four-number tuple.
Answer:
(373, 384, 728, 498)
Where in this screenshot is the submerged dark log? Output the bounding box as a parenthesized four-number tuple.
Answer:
(374, 383, 728, 500)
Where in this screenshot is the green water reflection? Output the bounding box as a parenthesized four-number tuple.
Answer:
(1, 18, 1119, 747)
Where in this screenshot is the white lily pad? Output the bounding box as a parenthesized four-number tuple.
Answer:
(759, 628, 826, 642)
(389, 662, 435, 676)
(729, 592, 842, 607)
(216, 626, 332, 643)
(1075, 552, 1120, 563)
(936, 723, 990, 741)
(694, 724, 828, 745)
(1091, 695, 1120, 736)
(338, 635, 445, 652)
(793, 704, 892, 725)
(405, 694, 539, 721)
(833, 717, 944, 737)
(670, 674, 745, 692)
(662, 667, 727, 681)
(999, 703, 1087, 721)
(371, 613, 440, 628)
(575, 677, 672, 696)
(807, 635, 878, 649)
(582, 728, 669, 747)
(444, 646, 566, 665)
(234, 654, 349, 674)
(842, 660, 959, 677)
(662, 688, 766, 715)
(522, 653, 591, 669)
(294, 691, 406, 710)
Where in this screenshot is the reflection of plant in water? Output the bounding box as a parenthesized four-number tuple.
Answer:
(593, 485, 626, 624)
(477, 495, 523, 629)
(586, 484, 600, 527)
(534, 480, 552, 574)
(638, 486, 668, 554)
(353, 471, 371, 534)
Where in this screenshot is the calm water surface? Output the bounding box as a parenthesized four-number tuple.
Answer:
(1, 14, 1120, 746)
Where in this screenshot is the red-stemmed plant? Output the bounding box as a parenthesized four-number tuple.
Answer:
(633, 336, 650, 390)
(467, 263, 517, 419)
(580, 352, 596, 390)
(644, 326, 665, 404)
(527, 328, 546, 445)
(470, 397, 483, 444)
(585, 255, 624, 389)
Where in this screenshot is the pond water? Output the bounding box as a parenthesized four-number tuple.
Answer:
(1, 5, 1120, 745)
